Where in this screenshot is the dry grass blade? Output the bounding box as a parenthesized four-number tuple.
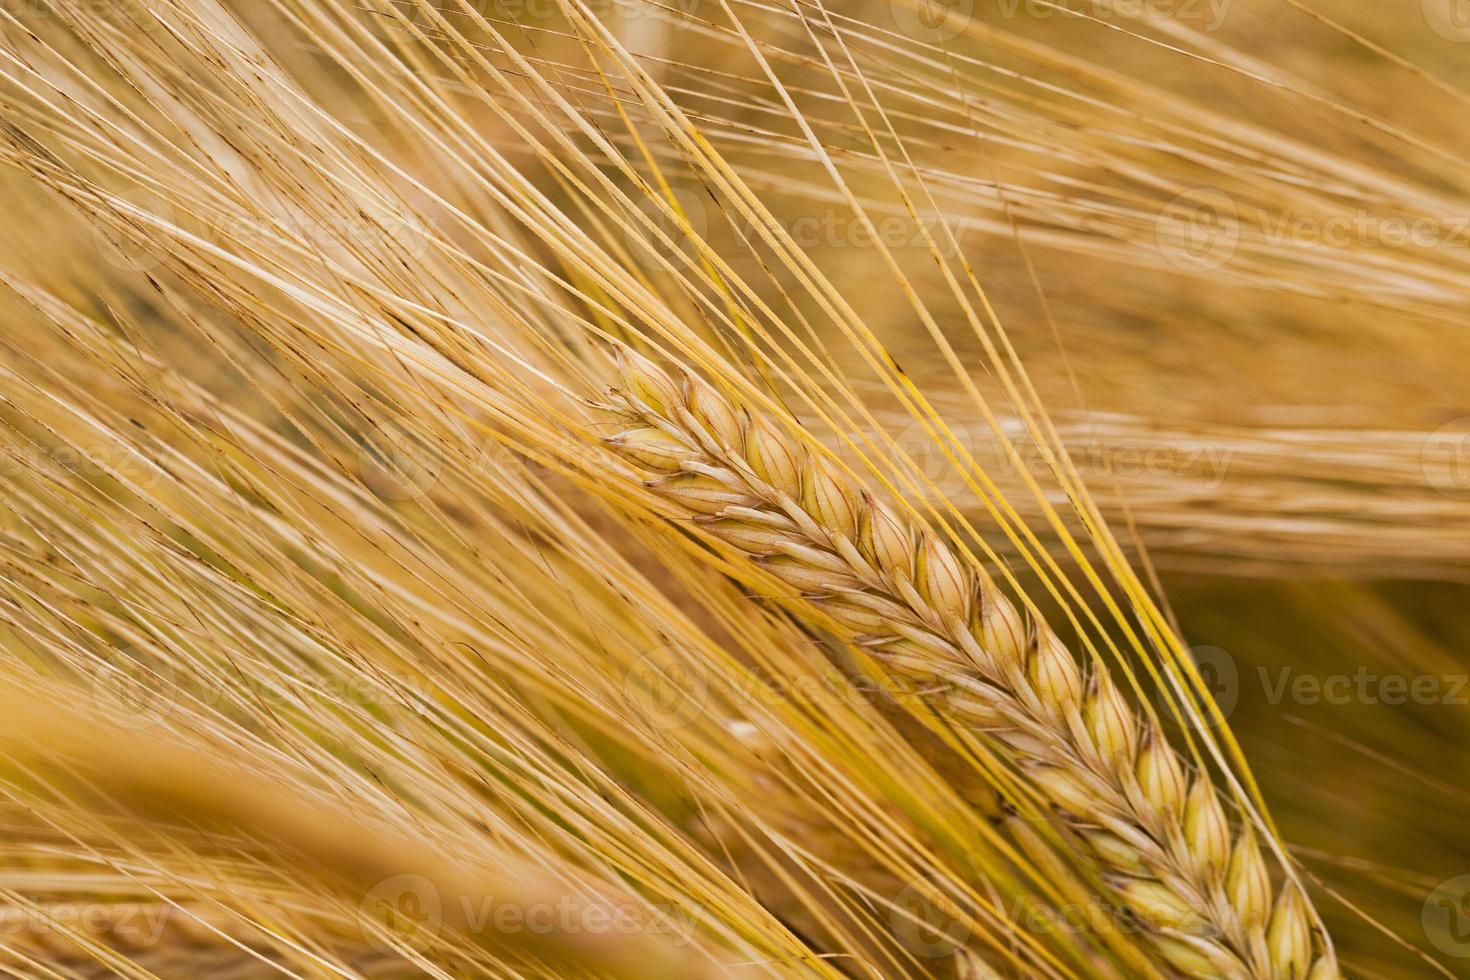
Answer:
(0, 684, 731, 980)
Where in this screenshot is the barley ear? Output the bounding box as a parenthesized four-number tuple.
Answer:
(601, 355, 1332, 978)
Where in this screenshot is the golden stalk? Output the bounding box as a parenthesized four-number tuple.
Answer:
(602, 350, 1335, 980)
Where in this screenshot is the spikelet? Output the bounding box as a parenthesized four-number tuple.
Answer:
(1025, 631, 1083, 727)
(1265, 886, 1313, 979)
(861, 493, 915, 581)
(603, 352, 1335, 977)
(1226, 828, 1272, 934)
(1082, 672, 1137, 776)
(1134, 725, 1187, 829)
(608, 427, 696, 470)
(1305, 955, 1341, 980)
(1109, 876, 1207, 933)
(1181, 778, 1232, 883)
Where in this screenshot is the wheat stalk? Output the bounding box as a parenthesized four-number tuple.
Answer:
(601, 350, 1335, 980)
